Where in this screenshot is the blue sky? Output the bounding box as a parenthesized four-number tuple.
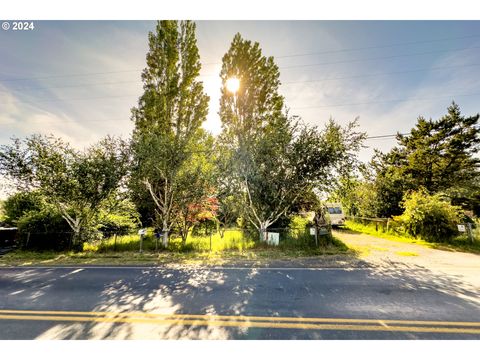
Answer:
(1, 20, 479, 164)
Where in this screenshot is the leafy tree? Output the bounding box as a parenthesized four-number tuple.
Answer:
(215, 194, 241, 237)
(171, 135, 217, 244)
(219, 34, 366, 240)
(0, 135, 130, 246)
(130, 20, 210, 247)
(2, 190, 44, 225)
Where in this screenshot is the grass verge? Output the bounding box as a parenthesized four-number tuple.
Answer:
(0, 230, 352, 267)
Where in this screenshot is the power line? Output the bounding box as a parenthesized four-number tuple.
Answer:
(366, 133, 410, 139)
(2, 44, 479, 83)
(280, 45, 480, 70)
(2, 89, 478, 108)
(272, 34, 480, 59)
(200, 34, 480, 64)
(281, 63, 480, 85)
(291, 92, 480, 110)
(0, 80, 142, 93)
(2, 62, 479, 94)
(1, 93, 140, 105)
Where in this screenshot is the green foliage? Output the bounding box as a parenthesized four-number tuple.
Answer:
(2, 191, 44, 225)
(0, 135, 130, 245)
(81, 228, 346, 256)
(16, 207, 73, 250)
(130, 21, 211, 246)
(0, 200, 5, 224)
(333, 103, 480, 218)
(288, 214, 311, 231)
(218, 33, 366, 236)
(396, 103, 479, 194)
(394, 189, 462, 242)
(96, 198, 141, 236)
(97, 213, 139, 236)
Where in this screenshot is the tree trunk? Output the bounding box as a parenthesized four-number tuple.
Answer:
(162, 219, 169, 247)
(181, 228, 188, 246)
(259, 222, 267, 242)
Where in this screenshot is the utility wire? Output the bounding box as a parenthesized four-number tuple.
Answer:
(201, 34, 480, 63)
(291, 92, 480, 110)
(271, 34, 480, 59)
(1, 44, 479, 83)
(280, 46, 480, 70)
(281, 63, 480, 85)
(2, 62, 479, 94)
(366, 133, 410, 139)
(2, 90, 478, 107)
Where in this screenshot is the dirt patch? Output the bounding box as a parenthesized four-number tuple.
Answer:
(333, 229, 480, 290)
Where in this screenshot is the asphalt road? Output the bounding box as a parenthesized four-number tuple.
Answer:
(0, 265, 479, 339)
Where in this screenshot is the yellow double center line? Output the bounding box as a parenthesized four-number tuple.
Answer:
(0, 309, 479, 334)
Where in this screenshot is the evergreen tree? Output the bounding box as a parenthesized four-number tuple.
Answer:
(365, 103, 480, 217)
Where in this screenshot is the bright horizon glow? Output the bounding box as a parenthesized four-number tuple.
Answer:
(226, 77, 240, 94)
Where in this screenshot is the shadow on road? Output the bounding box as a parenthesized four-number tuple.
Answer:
(1, 259, 479, 339)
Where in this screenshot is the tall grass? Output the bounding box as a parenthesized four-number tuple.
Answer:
(344, 219, 480, 253)
(82, 229, 255, 253)
(82, 227, 345, 254)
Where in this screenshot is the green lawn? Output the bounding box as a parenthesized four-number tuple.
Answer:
(344, 220, 480, 254)
(0, 228, 351, 266)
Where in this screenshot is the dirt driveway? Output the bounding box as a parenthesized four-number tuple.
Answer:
(333, 229, 480, 302)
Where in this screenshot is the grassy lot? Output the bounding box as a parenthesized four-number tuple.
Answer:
(0, 229, 351, 266)
(344, 220, 480, 254)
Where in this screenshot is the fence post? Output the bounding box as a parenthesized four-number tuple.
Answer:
(113, 234, 117, 251)
(466, 223, 474, 243)
(25, 232, 31, 249)
(139, 234, 143, 253)
(386, 219, 390, 232)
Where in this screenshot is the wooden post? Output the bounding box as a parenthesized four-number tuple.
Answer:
(113, 234, 117, 251)
(466, 223, 474, 243)
(25, 232, 31, 249)
(210, 230, 212, 252)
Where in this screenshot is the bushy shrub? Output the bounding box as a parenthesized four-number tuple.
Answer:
(97, 213, 139, 236)
(16, 208, 73, 250)
(96, 199, 141, 236)
(394, 189, 462, 242)
(2, 191, 44, 225)
(288, 214, 312, 230)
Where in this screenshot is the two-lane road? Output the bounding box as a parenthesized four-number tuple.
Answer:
(0, 265, 479, 339)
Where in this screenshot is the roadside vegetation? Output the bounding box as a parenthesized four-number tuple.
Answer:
(330, 101, 479, 253)
(0, 20, 358, 264)
(0, 228, 349, 266)
(343, 220, 480, 254)
(1, 20, 479, 264)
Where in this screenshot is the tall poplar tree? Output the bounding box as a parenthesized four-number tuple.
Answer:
(218, 34, 365, 240)
(130, 21, 210, 246)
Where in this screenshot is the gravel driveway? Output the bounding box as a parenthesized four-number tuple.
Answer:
(333, 229, 480, 303)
